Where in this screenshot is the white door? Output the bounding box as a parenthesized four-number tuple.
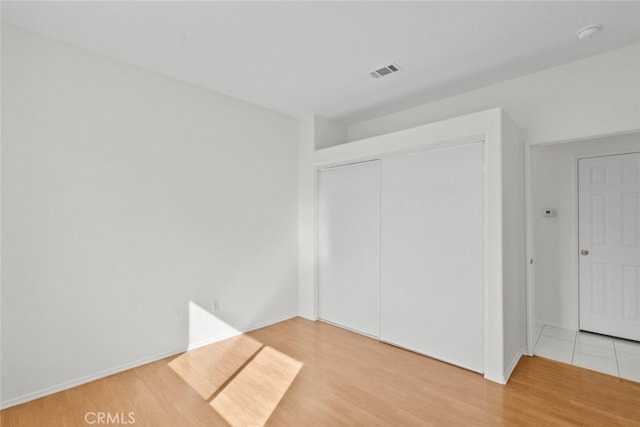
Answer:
(317, 161, 380, 337)
(579, 152, 640, 341)
(380, 142, 484, 373)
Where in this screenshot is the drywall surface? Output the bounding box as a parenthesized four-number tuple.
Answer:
(349, 43, 640, 146)
(532, 132, 640, 330)
(297, 116, 316, 320)
(1, 24, 298, 407)
(501, 113, 526, 373)
(314, 116, 348, 150)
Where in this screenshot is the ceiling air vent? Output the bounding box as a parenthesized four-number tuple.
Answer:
(370, 63, 402, 79)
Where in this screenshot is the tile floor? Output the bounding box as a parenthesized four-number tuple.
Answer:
(534, 324, 640, 382)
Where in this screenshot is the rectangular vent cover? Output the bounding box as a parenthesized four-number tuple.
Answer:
(370, 63, 401, 79)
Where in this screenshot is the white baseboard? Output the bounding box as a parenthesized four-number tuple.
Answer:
(536, 320, 577, 332)
(185, 312, 297, 351)
(244, 312, 298, 333)
(297, 312, 318, 321)
(483, 372, 507, 385)
(0, 312, 298, 410)
(0, 347, 186, 410)
(320, 319, 486, 376)
(317, 318, 379, 340)
(504, 349, 525, 382)
(484, 349, 525, 385)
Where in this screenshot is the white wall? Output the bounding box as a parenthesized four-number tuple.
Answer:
(348, 43, 640, 146)
(297, 116, 316, 319)
(501, 114, 527, 372)
(1, 24, 299, 407)
(532, 132, 640, 330)
(314, 116, 347, 150)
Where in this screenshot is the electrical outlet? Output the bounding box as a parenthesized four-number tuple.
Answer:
(211, 300, 220, 314)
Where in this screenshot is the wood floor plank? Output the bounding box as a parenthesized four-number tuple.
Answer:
(2, 317, 639, 426)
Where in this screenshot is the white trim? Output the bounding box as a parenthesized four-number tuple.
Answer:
(576, 150, 640, 160)
(186, 333, 242, 352)
(505, 350, 525, 383)
(318, 319, 379, 341)
(0, 313, 297, 410)
(529, 123, 640, 147)
(573, 154, 581, 331)
(1, 348, 187, 411)
(313, 167, 320, 321)
(537, 320, 577, 332)
(524, 142, 535, 356)
(315, 134, 485, 169)
(378, 159, 383, 342)
(297, 312, 318, 321)
(482, 372, 507, 385)
(186, 312, 298, 352)
(484, 350, 525, 384)
(315, 158, 380, 171)
(379, 339, 484, 375)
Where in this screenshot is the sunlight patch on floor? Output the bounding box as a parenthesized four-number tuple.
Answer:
(168, 302, 303, 425)
(168, 334, 264, 400)
(210, 346, 303, 426)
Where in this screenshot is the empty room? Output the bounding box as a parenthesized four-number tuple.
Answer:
(2, 1, 640, 426)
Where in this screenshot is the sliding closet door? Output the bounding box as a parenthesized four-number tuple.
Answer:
(318, 161, 380, 337)
(381, 142, 484, 372)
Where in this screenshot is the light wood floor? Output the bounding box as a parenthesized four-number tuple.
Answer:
(2, 317, 639, 426)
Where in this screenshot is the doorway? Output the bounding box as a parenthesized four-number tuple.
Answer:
(530, 132, 640, 381)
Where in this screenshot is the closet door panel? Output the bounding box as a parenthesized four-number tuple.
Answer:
(318, 161, 380, 337)
(381, 143, 483, 372)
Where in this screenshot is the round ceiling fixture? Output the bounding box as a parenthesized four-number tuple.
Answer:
(576, 24, 602, 40)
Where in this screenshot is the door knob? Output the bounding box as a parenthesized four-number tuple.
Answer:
(581, 249, 589, 256)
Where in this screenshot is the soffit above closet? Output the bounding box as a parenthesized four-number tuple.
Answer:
(2, 1, 639, 124)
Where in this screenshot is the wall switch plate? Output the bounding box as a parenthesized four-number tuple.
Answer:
(211, 300, 220, 314)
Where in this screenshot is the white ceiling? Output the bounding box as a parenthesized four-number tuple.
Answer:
(2, 1, 640, 124)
